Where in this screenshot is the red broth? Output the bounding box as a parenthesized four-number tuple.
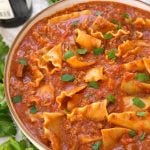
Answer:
(9, 1, 150, 150)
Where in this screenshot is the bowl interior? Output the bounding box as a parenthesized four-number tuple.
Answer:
(4, 0, 150, 149)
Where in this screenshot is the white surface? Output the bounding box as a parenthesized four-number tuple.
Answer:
(0, 0, 49, 144)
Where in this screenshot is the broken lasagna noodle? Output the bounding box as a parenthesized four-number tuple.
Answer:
(9, 1, 150, 150)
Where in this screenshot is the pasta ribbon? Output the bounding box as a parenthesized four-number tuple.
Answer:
(67, 100, 108, 122)
(121, 75, 150, 94)
(108, 111, 150, 131)
(43, 112, 64, 150)
(133, 18, 150, 28)
(56, 85, 87, 108)
(66, 56, 95, 68)
(75, 29, 101, 50)
(116, 40, 150, 57)
(123, 96, 150, 111)
(84, 66, 105, 82)
(48, 10, 91, 24)
(101, 128, 129, 150)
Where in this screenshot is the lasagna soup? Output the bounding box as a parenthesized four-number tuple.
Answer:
(9, 1, 150, 150)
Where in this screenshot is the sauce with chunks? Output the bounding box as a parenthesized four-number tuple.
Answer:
(9, 1, 150, 150)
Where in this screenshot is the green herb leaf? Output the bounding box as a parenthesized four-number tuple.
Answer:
(61, 74, 75, 82)
(93, 48, 105, 55)
(135, 73, 150, 82)
(73, 20, 79, 27)
(132, 97, 145, 108)
(136, 111, 147, 117)
(116, 22, 122, 30)
(12, 95, 22, 103)
(129, 130, 136, 137)
(111, 19, 117, 24)
(139, 132, 146, 141)
(107, 94, 116, 103)
(107, 49, 116, 60)
(0, 137, 38, 150)
(77, 48, 87, 55)
(123, 13, 130, 19)
(95, 11, 102, 16)
(92, 140, 103, 150)
(103, 33, 113, 40)
(0, 120, 17, 137)
(88, 81, 99, 89)
(30, 105, 38, 114)
(19, 57, 27, 66)
(0, 83, 4, 100)
(48, 0, 59, 4)
(64, 50, 75, 60)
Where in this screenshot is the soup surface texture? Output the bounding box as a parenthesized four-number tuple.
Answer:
(9, 1, 150, 150)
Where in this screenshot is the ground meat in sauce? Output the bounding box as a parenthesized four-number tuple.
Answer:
(9, 1, 150, 150)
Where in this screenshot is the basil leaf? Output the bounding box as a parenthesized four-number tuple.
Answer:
(111, 19, 117, 24)
(116, 22, 122, 30)
(122, 13, 130, 19)
(107, 49, 116, 60)
(12, 95, 22, 103)
(107, 94, 116, 103)
(64, 50, 75, 60)
(136, 111, 147, 117)
(88, 81, 99, 89)
(19, 57, 27, 66)
(92, 140, 103, 150)
(77, 48, 87, 55)
(61, 74, 75, 82)
(93, 48, 105, 55)
(30, 105, 38, 114)
(129, 130, 136, 137)
(132, 97, 145, 108)
(135, 73, 150, 82)
(139, 132, 146, 141)
(103, 33, 113, 39)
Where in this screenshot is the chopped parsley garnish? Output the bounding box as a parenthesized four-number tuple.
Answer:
(30, 105, 38, 114)
(122, 13, 130, 19)
(88, 81, 99, 89)
(103, 33, 113, 40)
(92, 140, 103, 150)
(139, 132, 146, 141)
(19, 57, 27, 66)
(64, 50, 75, 60)
(111, 19, 117, 24)
(116, 22, 122, 30)
(135, 73, 150, 82)
(107, 49, 116, 60)
(61, 74, 75, 82)
(95, 11, 102, 16)
(93, 48, 105, 55)
(12, 95, 22, 103)
(107, 94, 116, 103)
(136, 111, 147, 117)
(129, 130, 136, 137)
(132, 97, 145, 108)
(77, 48, 87, 55)
(73, 20, 79, 27)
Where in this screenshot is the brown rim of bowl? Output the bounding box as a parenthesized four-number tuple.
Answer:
(4, 0, 150, 149)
